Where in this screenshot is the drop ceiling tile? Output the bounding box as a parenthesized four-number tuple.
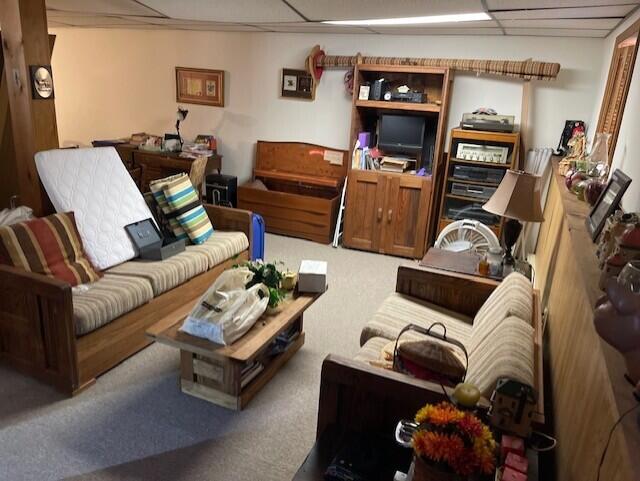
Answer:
(139, 0, 302, 23)
(46, 15, 148, 26)
(368, 27, 503, 35)
(48, 20, 72, 27)
(504, 28, 609, 37)
(288, 0, 485, 22)
(46, 0, 161, 16)
(499, 18, 620, 29)
(168, 24, 264, 31)
(493, 5, 636, 20)
(488, 0, 639, 9)
(257, 22, 372, 33)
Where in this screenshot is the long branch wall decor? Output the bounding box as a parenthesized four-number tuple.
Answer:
(305, 45, 561, 83)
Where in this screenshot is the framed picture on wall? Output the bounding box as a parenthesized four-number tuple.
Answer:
(281, 68, 315, 100)
(176, 67, 225, 107)
(586, 169, 632, 241)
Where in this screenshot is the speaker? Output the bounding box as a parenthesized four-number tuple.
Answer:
(205, 174, 237, 208)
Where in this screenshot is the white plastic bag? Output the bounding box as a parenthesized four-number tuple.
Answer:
(180, 267, 270, 345)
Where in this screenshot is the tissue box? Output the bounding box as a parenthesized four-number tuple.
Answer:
(298, 260, 327, 293)
(505, 452, 528, 475)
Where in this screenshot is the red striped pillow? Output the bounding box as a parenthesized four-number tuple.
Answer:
(0, 212, 101, 286)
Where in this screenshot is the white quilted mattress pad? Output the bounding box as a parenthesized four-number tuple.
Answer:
(35, 147, 154, 271)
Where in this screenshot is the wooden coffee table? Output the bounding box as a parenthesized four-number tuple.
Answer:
(146, 291, 322, 410)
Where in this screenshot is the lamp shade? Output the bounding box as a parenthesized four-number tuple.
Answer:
(483, 170, 545, 222)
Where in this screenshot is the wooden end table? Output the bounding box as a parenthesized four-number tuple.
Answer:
(146, 291, 322, 410)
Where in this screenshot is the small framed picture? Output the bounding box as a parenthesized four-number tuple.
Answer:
(358, 85, 370, 100)
(586, 169, 632, 241)
(281, 68, 314, 100)
(176, 67, 224, 107)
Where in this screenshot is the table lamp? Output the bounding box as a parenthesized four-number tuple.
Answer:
(482, 170, 545, 268)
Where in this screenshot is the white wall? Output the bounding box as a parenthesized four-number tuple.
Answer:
(590, 11, 640, 211)
(50, 28, 603, 183)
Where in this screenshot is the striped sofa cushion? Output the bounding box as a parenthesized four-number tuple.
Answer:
(466, 316, 535, 397)
(185, 231, 249, 268)
(107, 249, 209, 296)
(163, 174, 213, 245)
(149, 174, 189, 242)
(0, 212, 101, 287)
(361, 293, 473, 347)
(473, 272, 533, 330)
(73, 274, 153, 336)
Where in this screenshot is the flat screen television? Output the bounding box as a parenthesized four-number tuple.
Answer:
(378, 114, 426, 154)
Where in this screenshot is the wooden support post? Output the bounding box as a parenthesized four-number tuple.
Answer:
(519, 79, 532, 170)
(0, 0, 58, 215)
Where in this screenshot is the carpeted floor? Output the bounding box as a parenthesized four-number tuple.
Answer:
(0, 234, 405, 481)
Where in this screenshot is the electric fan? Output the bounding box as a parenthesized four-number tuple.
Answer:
(435, 219, 500, 254)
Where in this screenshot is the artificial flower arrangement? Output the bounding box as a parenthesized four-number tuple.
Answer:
(411, 402, 496, 479)
(239, 260, 285, 308)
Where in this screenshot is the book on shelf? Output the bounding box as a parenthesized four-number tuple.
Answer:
(241, 361, 264, 388)
(379, 156, 410, 173)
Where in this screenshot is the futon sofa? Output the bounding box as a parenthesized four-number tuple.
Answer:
(354, 264, 544, 415)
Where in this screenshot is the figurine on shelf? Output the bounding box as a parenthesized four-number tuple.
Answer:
(564, 132, 587, 162)
(597, 212, 639, 268)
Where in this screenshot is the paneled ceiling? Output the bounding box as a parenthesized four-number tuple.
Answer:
(45, 0, 640, 37)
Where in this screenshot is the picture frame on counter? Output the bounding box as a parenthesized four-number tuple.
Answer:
(281, 68, 314, 100)
(176, 67, 225, 107)
(586, 169, 632, 241)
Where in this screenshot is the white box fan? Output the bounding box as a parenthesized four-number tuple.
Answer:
(434, 219, 500, 254)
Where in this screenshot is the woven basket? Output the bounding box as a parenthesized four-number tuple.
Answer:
(412, 456, 462, 481)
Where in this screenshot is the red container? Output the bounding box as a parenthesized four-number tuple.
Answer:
(500, 435, 525, 461)
(502, 467, 527, 481)
(505, 452, 528, 474)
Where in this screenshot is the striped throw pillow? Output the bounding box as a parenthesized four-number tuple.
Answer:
(0, 212, 101, 286)
(163, 174, 214, 245)
(149, 174, 189, 242)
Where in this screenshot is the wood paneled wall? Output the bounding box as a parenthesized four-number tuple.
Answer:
(533, 161, 639, 481)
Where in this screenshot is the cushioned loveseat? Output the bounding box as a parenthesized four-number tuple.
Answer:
(0, 147, 253, 395)
(354, 264, 544, 413)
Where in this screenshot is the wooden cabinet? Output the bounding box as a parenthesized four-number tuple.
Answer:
(344, 170, 431, 258)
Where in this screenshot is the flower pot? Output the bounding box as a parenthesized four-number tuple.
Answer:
(412, 456, 462, 481)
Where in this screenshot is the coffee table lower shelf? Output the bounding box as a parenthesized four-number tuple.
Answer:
(180, 333, 305, 410)
(147, 290, 322, 410)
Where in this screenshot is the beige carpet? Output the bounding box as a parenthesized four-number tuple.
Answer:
(0, 234, 406, 481)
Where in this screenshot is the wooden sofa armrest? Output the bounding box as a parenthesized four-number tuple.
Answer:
(204, 204, 253, 247)
(317, 354, 456, 439)
(0, 265, 78, 393)
(396, 264, 500, 318)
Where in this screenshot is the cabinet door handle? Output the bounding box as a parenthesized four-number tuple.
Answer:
(387, 209, 393, 222)
(377, 208, 382, 221)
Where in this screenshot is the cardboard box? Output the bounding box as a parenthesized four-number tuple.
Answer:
(298, 260, 327, 293)
(125, 218, 185, 261)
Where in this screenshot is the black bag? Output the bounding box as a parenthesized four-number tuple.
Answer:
(555, 120, 585, 156)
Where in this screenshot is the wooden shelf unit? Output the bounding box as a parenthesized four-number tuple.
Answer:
(343, 64, 453, 258)
(436, 128, 520, 240)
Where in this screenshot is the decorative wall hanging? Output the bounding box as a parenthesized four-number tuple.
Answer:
(176, 67, 224, 107)
(281, 68, 315, 100)
(30, 65, 54, 99)
(304, 46, 561, 82)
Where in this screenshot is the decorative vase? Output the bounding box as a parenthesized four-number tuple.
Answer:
(411, 456, 463, 481)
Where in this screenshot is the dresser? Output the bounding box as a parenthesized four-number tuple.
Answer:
(115, 144, 222, 192)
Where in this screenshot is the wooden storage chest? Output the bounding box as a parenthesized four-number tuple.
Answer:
(238, 141, 348, 244)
